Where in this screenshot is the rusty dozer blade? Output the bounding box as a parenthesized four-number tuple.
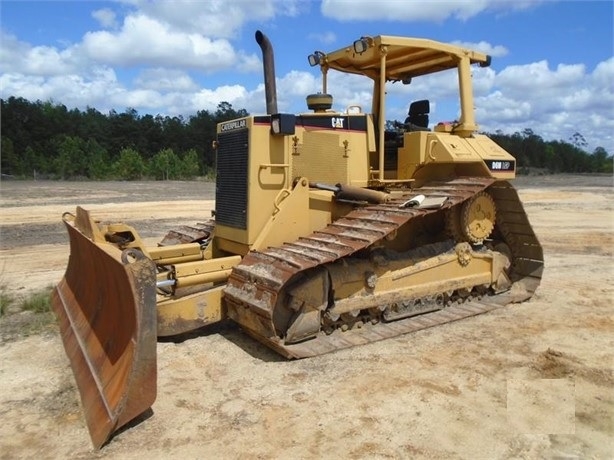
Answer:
(51, 207, 157, 448)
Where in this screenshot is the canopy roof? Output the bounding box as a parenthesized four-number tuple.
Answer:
(322, 35, 490, 81)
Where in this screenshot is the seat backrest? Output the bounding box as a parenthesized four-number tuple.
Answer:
(405, 99, 430, 131)
(409, 99, 430, 118)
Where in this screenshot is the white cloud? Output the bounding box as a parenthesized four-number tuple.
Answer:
(191, 85, 252, 113)
(0, 32, 80, 76)
(134, 69, 199, 92)
(592, 57, 614, 86)
(452, 40, 508, 57)
(1, 2, 297, 79)
(476, 90, 532, 122)
(278, 71, 320, 97)
(472, 67, 497, 95)
(321, 0, 483, 22)
(0, 73, 46, 100)
(588, 57, 614, 113)
(92, 8, 118, 29)
(477, 58, 614, 149)
(496, 60, 586, 92)
(321, 0, 546, 22)
(0, 67, 121, 111)
(124, 0, 301, 38)
(114, 88, 164, 110)
(236, 52, 263, 73)
(81, 14, 238, 71)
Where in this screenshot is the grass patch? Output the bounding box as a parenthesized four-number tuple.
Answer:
(0, 286, 57, 342)
(0, 286, 13, 317)
(21, 286, 53, 314)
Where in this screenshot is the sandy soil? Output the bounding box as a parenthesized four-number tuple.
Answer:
(0, 175, 612, 459)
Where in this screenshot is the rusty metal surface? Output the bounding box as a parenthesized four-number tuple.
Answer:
(159, 220, 215, 246)
(51, 220, 158, 448)
(224, 177, 544, 356)
(250, 300, 504, 359)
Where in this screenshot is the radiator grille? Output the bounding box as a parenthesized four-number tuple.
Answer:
(216, 129, 248, 229)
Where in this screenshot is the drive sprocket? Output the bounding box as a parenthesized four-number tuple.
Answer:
(460, 191, 496, 244)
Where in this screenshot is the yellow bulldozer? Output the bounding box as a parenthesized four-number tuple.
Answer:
(52, 31, 543, 448)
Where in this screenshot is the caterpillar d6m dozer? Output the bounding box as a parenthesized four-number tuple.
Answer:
(52, 30, 543, 448)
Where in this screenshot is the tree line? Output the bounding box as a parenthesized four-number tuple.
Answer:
(1, 96, 611, 180)
(1, 97, 247, 180)
(489, 129, 611, 174)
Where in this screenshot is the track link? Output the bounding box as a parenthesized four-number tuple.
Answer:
(223, 177, 543, 358)
(159, 220, 215, 246)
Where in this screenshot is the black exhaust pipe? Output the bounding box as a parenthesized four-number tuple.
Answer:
(255, 30, 278, 115)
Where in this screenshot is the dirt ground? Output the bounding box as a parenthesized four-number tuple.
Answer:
(0, 175, 612, 459)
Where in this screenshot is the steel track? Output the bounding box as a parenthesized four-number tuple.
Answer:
(221, 177, 543, 358)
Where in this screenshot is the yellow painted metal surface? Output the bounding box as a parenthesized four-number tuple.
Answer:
(157, 286, 225, 337)
(52, 30, 538, 450)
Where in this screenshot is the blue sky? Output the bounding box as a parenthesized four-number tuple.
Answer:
(1, 0, 613, 152)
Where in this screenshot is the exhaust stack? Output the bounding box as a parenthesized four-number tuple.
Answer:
(255, 30, 278, 115)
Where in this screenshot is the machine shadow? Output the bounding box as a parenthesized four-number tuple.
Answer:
(158, 319, 285, 363)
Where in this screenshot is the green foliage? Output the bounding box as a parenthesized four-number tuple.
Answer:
(179, 149, 201, 178)
(114, 147, 146, 180)
(146, 147, 201, 180)
(54, 135, 87, 179)
(149, 148, 179, 180)
(487, 129, 611, 174)
(591, 147, 613, 173)
(0, 97, 237, 180)
(148, 149, 175, 180)
(86, 138, 113, 179)
(0, 96, 249, 179)
(0, 287, 12, 317)
(16, 146, 49, 178)
(21, 288, 53, 314)
(0, 285, 58, 341)
(1, 136, 16, 176)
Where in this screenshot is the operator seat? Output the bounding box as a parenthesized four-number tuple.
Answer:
(404, 99, 430, 132)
